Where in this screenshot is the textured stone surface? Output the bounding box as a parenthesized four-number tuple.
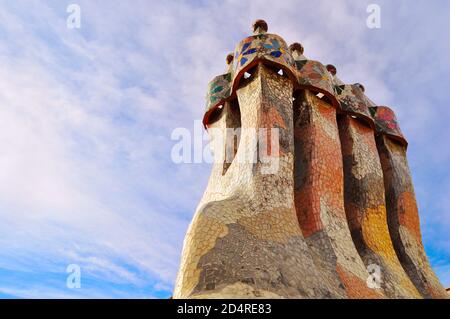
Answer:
(294, 90, 383, 298)
(338, 116, 421, 298)
(376, 134, 447, 298)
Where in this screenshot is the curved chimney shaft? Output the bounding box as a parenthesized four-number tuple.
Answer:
(293, 89, 383, 298)
(174, 63, 342, 298)
(337, 114, 420, 298)
(372, 107, 448, 298)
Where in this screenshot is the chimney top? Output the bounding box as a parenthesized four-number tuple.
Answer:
(289, 42, 304, 55)
(326, 64, 337, 76)
(253, 19, 268, 34)
(355, 83, 365, 92)
(226, 53, 234, 65)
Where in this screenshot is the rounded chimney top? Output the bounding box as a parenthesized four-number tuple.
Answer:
(289, 42, 304, 55)
(253, 19, 268, 34)
(226, 53, 234, 65)
(326, 64, 337, 76)
(355, 83, 365, 92)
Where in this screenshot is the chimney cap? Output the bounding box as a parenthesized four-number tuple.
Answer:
(226, 53, 234, 65)
(289, 42, 304, 55)
(355, 83, 365, 92)
(253, 19, 268, 34)
(326, 64, 337, 76)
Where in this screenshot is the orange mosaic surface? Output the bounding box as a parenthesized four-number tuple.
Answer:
(397, 192, 422, 243)
(336, 264, 384, 299)
(294, 92, 347, 233)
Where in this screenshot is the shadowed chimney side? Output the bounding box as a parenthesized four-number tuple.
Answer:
(291, 49, 383, 298)
(371, 106, 448, 298)
(334, 73, 421, 298)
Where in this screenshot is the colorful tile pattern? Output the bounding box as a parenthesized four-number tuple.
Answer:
(294, 91, 384, 298)
(203, 73, 232, 125)
(338, 116, 421, 298)
(294, 60, 339, 109)
(335, 84, 375, 127)
(370, 106, 407, 146)
(375, 125, 447, 298)
(231, 34, 295, 90)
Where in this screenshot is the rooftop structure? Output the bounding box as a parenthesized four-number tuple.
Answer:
(174, 20, 447, 299)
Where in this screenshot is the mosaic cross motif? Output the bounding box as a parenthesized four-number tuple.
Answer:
(232, 34, 294, 84)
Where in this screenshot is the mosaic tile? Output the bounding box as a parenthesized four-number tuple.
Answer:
(370, 106, 407, 146)
(338, 116, 421, 298)
(375, 116, 447, 298)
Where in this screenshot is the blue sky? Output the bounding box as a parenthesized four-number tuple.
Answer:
(0, 0, 449, 298)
